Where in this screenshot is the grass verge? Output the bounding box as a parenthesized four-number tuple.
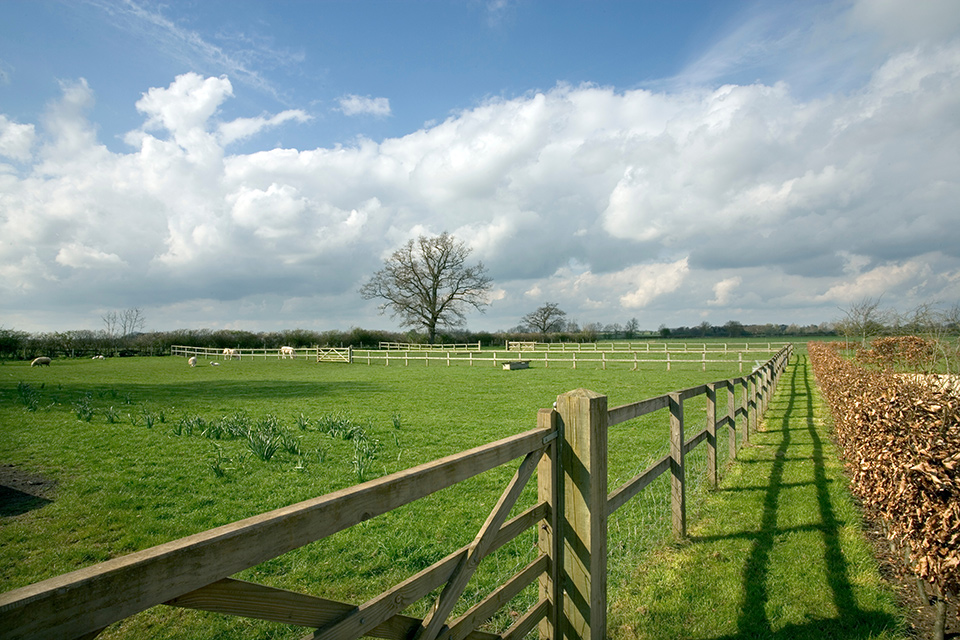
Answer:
(608, 353, 908, 640)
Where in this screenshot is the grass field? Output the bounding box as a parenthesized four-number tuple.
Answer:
(1, 353, 750, 639)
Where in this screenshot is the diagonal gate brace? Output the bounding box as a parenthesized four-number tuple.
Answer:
(414, 448, 544, 640)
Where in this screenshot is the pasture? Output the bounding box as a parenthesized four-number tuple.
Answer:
(1, 354, 749, 639)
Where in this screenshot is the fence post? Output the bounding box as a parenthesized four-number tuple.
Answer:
(740, 378, 750, 446)
(669, 393, 686, 539)
(727, 380, 737, 460)
(555, 389, 608, 640)
(537, 408, 562, 640)
(706, 383, 717, 488)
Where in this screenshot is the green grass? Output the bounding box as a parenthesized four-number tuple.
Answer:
(1, 355, 743, 639)
(2, 350, 905, 639)
(608, 354, 908, 640)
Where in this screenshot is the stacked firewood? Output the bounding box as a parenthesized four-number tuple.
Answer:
(809, 342, 958, 629)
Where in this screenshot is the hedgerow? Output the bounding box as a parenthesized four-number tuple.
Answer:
(809, 341, 958, 624)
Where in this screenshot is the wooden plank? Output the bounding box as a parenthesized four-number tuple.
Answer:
(606, 455, 671, 514)
(557, 389, 607, 640)
(0, 427, 551, 640)
(683, 428, 709, 456)
(677, 384, 708, 402)
(439, 555, 548, 640)
(416, 449, 543, 640)
(607, 395, 669, 426)
(669, 393, 686, 539)
(536, 408, 562, 640)
(706, 383, 717, 488)
(307, 503, 546, 640)
(500, 599, 550, 640)
(170, 578, 502, 640)
(726, 380, 737, 461)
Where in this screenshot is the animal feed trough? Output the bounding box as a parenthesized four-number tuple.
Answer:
(502, 360, 530, 370)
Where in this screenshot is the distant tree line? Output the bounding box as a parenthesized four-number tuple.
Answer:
(4, 297, 954, 361)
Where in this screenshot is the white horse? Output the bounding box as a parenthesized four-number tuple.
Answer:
(222, 348, 239, 360)
(280, 346, 296, 359)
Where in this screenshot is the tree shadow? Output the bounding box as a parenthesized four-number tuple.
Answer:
(0, 485, 53, 516)
(698, 355, 899, 639)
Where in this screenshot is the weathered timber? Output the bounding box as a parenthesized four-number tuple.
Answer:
(606, 455, 671, 514)
(308, 503, 546, 640)
(438, 555, 548, 640)
(416, 449, 543, 640)
(670, 393, 686, 539)
(0, 427, 551, 640)
(537, 408, 563, 640)
(557, 389, 608, 640)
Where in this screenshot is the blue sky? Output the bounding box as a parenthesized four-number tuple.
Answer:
(2, 0, 960, 334)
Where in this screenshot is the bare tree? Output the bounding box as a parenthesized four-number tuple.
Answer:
(521, 303, 567, 340)
(101, 311, 119, 338)
(838, 296, 887, 346)
(360, 233, 492, 344)
(119, 307, 146, 337)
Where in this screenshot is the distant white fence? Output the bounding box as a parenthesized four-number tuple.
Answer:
(171, 346, 319, 360)
(352, 348, 771, 373)
(171, 342, 785, 372)
(379, 341, 482, 351)
(506, 341, 788, 353)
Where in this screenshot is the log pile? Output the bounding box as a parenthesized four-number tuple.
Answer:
(809, 341, 958, 630)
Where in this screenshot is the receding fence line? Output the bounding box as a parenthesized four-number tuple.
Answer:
(379, 341, 483, 351)
(505, 341, 787, 353)
(171, 345, 322, 360)
(1, 347, 791, 640)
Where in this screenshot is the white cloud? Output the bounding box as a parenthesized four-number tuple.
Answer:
(338, 94, 391, 117)
(55, 243, 126, 269)
(709, 277, 742, 306)
(3, 13, 960, 331)
(0, 115, 35, 161)
(218, 109, 312, 145)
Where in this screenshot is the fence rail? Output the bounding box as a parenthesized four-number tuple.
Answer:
(506, 341, 787, 352)
(352, 349, 770, 373)
(1, 346, 792, 640)
(379, 342, 482, 351)
(171, 345, 318, 360)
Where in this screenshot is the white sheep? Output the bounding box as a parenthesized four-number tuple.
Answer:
(210, 361, 220, 366)
(92, 355, 105, 360)
(188, 356, 197, 367)
(280, 346, 296, 359)
(31, 356, 51, 367)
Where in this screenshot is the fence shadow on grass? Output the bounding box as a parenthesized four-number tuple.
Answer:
(694, 356, 900, 640)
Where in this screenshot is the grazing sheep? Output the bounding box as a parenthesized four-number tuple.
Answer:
(222, 348, 239, 360)
(92, 355, 105, 360)
(210, 361, 220, 366)
(188, 356, 197, 367)
(280, 346, 296, 359)
(31, 357, 51, 367)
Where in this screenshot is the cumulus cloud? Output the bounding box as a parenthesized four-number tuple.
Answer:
(337, 94, 392, 117)
(0, 115, 35, 161)
(55, 243, 126, 269)
(218, 109, 312, 146)
(2, 10, 959, 331)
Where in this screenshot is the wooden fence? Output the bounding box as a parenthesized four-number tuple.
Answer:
(171, 345, 320, 360)
(379, 342, 483, 351)
(0, 347, 792, 640)
(506, 341, 788, 352)
(351, 349, 770, 373)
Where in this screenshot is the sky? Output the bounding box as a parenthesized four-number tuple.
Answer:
(1, 0, 959, 335)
